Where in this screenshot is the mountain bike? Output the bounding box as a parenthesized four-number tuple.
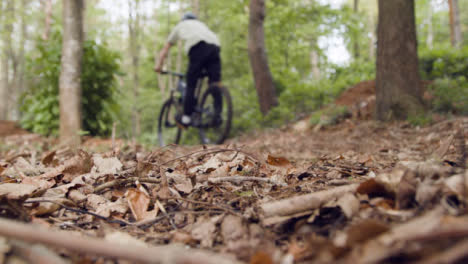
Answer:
(157, 71, 232, 146)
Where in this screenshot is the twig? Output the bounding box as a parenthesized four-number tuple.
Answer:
(136, 210, 224, 229)
(23, 200, 130, 226)
(0, 217, 242, 264)
(261, 184, 359, 218)
(172, 197, 243, 217)
(160, 147, 259, 166)
(10, 239, 68, 264)
(93, 177, 160, 193)
(156, 199, 177, 230)
(208, 176, 275, 184)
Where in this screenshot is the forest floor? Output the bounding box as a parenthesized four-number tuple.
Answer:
(0, 81, 468, 264)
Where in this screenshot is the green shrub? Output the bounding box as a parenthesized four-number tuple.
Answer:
(20, 31, 121, 136)
(419, 46, 468, 80)
(309, 104, 350, 126)
(428, 77, 468, 114)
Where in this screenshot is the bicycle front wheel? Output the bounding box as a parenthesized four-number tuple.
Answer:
(158, 99, 182, 146)
(198, 85, 232, 144)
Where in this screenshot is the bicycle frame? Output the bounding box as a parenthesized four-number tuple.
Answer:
(160, 71, 209, 115)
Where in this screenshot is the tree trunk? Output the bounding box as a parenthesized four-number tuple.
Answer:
(0, 0, 14, 120)
(368, 15, 376, 61)
(128, 0, 141, 139)
(11, 0, 29, 120)
(448, 0, 463, 48)
(353, 0, 360, 60)
(310, 39, 320, 80)
(426, 2, 433, 49)
(248, 0, 278, 116)
(376, 0, 424, 121)
(192, 0, 200, 17)
(42, 0, 53, 41)
(59, 0, 84, 147)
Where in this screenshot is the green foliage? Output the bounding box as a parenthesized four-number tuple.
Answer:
(419, 47, 468, 115)
(309, 104, 350, 126)
(20, 32, 121, 136)
(428, 77, 468, 114)
(419, 46, 468, 80)
(407, 113, 433, 127)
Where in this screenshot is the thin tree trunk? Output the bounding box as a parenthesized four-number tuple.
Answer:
(376, 0, 424, 121)
(368, 15, 376, 61)
(448, 0, 463, 48)
(42, 0, 53, 41)
(426, 2, 433, 49)
(192, 0, 200, 17)
(11, 0, 29, 120)
(0, 0, 14, 120)
(128, 0, 141, 139)
(353, 0, 360, 60)
(248, 0, 278, 116)
(59, 0, 84, 147)
(310, 39, 320, 80)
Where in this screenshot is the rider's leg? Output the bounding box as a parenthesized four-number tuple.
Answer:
(184, 43, 207, 124)
(205, 46, 223, 114)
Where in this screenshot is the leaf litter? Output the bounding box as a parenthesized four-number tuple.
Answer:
(0, 117, 467, 263)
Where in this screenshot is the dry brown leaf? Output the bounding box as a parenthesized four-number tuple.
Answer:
(125, 188, 157, 221)
(221, 215, 246, 242)
(21, 177, 55, 193)
(86, 194, 127, 218)
(191, 215, 222, 248)
(345, 219, 390, 246)
(249, 251, 273, 264)
(0, 183, 37, 200)
(266, 155, 291, 167)
(93, 156, 122, 174)
(105, 231, 148, 247)
(357, 178, 394, 199)
(336, 193, 359, 218)
(41, 150, 56, 166)
(171, 230, 196, 244)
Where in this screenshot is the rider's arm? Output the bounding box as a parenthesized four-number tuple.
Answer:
(154, 42, 173, 72)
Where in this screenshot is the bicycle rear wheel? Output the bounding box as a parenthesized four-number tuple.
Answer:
(158, 99, 182, 146)
(198, 85, 232, 144)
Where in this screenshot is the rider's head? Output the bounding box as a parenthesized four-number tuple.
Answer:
(181, 12, 197, 21)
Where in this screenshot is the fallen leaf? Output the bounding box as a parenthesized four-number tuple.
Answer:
(93, 156, 123, 174)
(0, 183, 37, 200)
(266, 155, 291, 167)
(250, 251, 273, 264)
(191, 215, 222, 248)
(336, 193, 359, 218)
(345, 219, 390, 246)
(357, 178, 394, 199)
(105, 231, 148, 247)
(41, 150, 56, 166)
(125, 188, 157, 221)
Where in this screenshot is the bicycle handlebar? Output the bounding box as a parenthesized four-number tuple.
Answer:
(160, 71, 185, 78)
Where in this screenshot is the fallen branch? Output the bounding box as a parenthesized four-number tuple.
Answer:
(10, 240, 68, 264)
(418, 239, 468, 264)
(261, 184, 359, 218)
(173, 197, 243, 218)
(0, 217, 241, 264)
(160, 147, 259, 166)
(208, 176, 275, 184)
(93, 176, 160, 193)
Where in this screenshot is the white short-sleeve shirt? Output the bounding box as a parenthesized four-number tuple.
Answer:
(167, 19, 220, 54)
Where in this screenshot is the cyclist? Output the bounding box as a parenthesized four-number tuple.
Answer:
(154, 12, 222, 127)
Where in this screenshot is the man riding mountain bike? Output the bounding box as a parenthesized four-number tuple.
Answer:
(154, 12, 222, 127)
